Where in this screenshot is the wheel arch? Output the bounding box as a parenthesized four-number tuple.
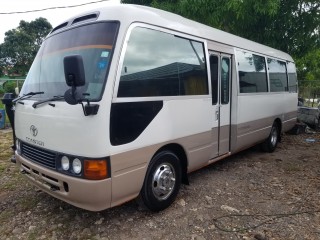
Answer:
(153, 143, 189, 185)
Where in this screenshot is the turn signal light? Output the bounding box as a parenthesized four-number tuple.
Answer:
(84, 160, 108, 180)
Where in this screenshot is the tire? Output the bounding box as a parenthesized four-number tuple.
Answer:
(261, 122, 279, 153)
(140, 151, 181, 212)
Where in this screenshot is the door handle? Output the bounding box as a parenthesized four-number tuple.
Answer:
(215, 110, 219, 121)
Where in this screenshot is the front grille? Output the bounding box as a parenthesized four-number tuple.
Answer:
(21, 142, 56, 169)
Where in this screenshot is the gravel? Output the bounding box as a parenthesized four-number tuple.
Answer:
(1, 130, 320, 239)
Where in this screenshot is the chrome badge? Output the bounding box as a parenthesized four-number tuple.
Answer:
(30, 125, 38, 137)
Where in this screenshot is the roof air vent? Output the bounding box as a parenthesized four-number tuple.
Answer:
(72, 13, 98, 25)
(51, 22, 68, 34)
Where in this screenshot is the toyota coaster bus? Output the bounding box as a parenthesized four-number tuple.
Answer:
(14, 4, 298, 211)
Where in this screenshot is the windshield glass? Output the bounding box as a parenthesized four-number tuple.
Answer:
(20, 21, 119, 101)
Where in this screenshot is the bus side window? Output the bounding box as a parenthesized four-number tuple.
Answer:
(268, 58, 288, 92)
(237, 50, 268, 93)
(210, 55, 218, 105)
(118, 27, 208, 97)
(287, 62, 297, 93)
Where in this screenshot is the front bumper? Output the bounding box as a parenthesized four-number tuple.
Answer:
(16, 153, 112, 211)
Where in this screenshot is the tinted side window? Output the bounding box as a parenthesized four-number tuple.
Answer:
(287, 62, 297, 93)
(118, 27, 208, 97)
(210, 55, 219, 105)
(268, 58, 288, 92)
(221, 57, 230, 104)
(237, 51, 268, 93)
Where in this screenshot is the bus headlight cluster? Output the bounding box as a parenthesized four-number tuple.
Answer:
(58, 155, 110, 180)
(59, 156, 82, 175)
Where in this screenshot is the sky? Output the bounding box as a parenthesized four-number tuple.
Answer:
(0, 0, 121, 43)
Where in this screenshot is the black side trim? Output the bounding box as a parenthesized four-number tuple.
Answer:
(110, 101, 163, 146)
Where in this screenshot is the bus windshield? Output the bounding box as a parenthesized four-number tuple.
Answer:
(20, 22, 119, 101)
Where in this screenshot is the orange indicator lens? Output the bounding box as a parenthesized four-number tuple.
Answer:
(84, 160, 107, 180)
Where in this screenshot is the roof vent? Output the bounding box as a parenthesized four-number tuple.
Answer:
(72, 13, 98, 25)
(51, 22, 68, 34)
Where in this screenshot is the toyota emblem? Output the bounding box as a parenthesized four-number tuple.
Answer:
(30, 125, 38, 137)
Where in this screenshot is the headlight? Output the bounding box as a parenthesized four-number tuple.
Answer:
(72, 158, 82, 174)
(16, 139, 21, 153)
(61, 156, 70, 171)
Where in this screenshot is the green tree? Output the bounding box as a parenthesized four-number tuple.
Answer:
(265, 0, 320, 58)
(121, 0, 280, 34)
(121, 0, 152, 4)
(122, 0, 319, 56)
(296, 49, 320, 99)
(0, 18, 52, 77)
(122, 0, 320, 92)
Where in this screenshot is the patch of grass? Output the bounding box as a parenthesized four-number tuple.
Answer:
(284, 163, 301, 172)
(0, 163, 7, 173)
(0, 209, 15, 225)
(27, 230, 40, 240)
(0, 172, 24, 191)
(18, 195, 41, 211)
(0, 132, 13, 161)
(1, 180, 18, 191)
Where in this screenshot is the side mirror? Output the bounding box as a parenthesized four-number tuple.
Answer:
(63, 55, 86, 105)
(64, 55, 85, 87)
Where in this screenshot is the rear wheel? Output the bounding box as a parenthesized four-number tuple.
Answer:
(261, 122, 279, 152)
(140, 151, 181, 212)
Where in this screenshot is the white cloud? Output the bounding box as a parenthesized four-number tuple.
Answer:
(0, 0, 120, 43)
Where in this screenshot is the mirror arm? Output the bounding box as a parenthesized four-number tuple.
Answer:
(71, 86, 77, 99)
(80, 99, 99, 116)
(80, 101, 89, 116)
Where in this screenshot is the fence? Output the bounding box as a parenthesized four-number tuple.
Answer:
(298, 80, 320, 107)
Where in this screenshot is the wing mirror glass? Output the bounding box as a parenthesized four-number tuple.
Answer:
(63, 55, 86, 105)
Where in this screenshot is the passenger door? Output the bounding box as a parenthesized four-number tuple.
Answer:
(209, 52, 231, 158)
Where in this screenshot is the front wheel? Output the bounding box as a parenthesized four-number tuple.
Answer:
(261, 122, 279, 153)
(140, 151, 181, 212)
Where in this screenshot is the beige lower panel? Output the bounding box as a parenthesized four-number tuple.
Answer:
(235, 116, 275, 152)
(16, 154, 111, 211)
(283, 111, 297, 132)
(110, 148, 156, 207)
(282, 118, 296, 132)
(235, 111, 297, 152)
(236, 127, 270, 151)
(237, 116, 275, 136)
(219, 125, 230, 155)
(110, 131, 214, 206)
(111, 144, 161, 207)
(284, 111, 297, 121)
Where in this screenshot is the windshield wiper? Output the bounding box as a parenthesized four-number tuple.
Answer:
(12, 91, 44, 104)
(32, 95, 65, 109)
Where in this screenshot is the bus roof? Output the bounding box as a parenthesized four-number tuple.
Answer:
(51, 4, 294, 62)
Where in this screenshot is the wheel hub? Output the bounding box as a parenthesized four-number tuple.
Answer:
(152, 163, 176, 200)
(271, 127, 278, 146)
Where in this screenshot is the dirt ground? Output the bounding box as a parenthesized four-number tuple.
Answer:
(1, 129, 320, 240)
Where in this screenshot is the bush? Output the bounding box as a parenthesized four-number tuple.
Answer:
(2, 80, 24, 95)
(3, 81, 16, 94)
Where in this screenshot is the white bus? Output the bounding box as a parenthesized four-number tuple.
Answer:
(14, 4, 297, 212)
